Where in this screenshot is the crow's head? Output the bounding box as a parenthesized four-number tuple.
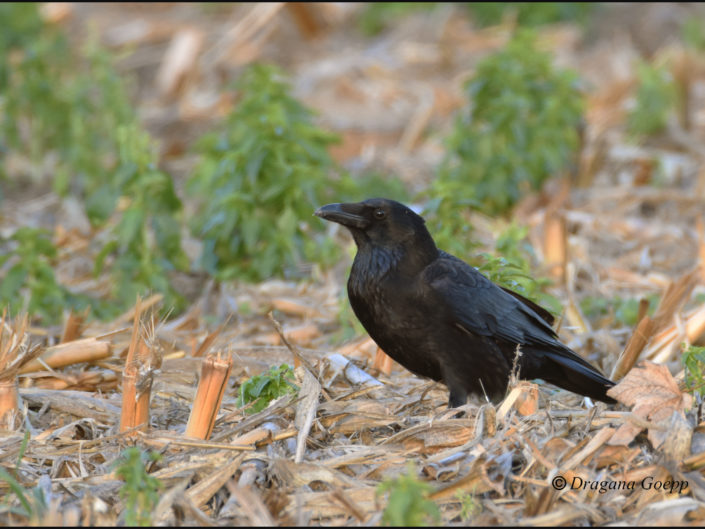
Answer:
(315, 198, 436, 254)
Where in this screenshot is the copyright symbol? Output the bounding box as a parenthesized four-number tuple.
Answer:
(552, 475, 567, 490)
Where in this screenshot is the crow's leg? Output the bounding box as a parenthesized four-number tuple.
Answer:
(447, 384, 468, 408)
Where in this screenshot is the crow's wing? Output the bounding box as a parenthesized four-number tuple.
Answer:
(499, 286, 555, 326)
(426, 253, 558, 346)
(425, 252, 608, 378)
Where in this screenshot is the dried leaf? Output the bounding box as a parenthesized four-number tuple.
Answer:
(660, 410, 693, 463)
(608, 361, 693, 448)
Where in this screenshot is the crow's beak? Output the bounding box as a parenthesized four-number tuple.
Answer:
(314, 202, 370, 230)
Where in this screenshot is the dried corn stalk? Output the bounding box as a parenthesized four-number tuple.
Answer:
(0, 312, 41, 430)
(119, 299, 162, 435)
(185, 352, 233, 440)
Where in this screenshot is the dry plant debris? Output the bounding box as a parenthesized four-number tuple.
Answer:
(2, 2, 705, 527)
(0, 313, 41, 430)
(608, 361, 693, 455)
(185, 352, 233, 440)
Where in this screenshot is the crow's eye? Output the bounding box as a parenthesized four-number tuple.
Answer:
(373, 209, 386, 220)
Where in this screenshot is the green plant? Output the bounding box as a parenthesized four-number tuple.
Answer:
(189, 64, 348, 282)
(476, 223, 561, 314)
(94, 124, 188, 314)
(0, 5, 70, 182)
(627, 61, 677, 138)
(579, 296, 609, 321)
(0, 430, 46, 522)
(113, 448, 162, 527)
(53, 40, 136, 216)
(682, 17, 705, 52)
(683, 344, 705, 398)
(377, 461, 440, 526)
(237, 363, 298, 414)
(456, 490, 482, 521)
(0, 6, 134, 190)
(0, 3, 51, 92)
(0, 468, 48, 523)
(467, 2, 596, 28)
(579, 293, 659, 327)
(0, 228, 70, 324)
(431, 30, 584, 238)
(0, 6, 186, 318)
(357, 3, 438, 36)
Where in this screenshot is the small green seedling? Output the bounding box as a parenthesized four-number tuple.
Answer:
(113, 448, 162, 527)
(0, 433, 47, 526)
(237, 364, 298, 414)
(456, 489, 482, 521)
(627, 61, 677, 138)
(683, 344, 705, 399)
(377, 461, 440, 526)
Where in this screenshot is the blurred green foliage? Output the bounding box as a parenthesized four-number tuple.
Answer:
(0, 4, 134, 195)
(94, 125, 188, 314)
(0, 466, 48, 524)
(54, 43, 136, 219)
(431, 30, 584, 228)
(0, 4, 186, 320)
(357, 3, 596, 37)
(0, 3, 45, 49)
(237, 363, 298, 414)
(580, 292, 659, 328)
(683, 344, 705, 399)
(682, 16, 705, 51)
(467, 2, 596, 28)
(1, 4, 70, 182)
(456, 490, 482, 521)
(189, 64, 406, 282)
(113, 448, 162, 527)
(627, 61, 677, 138)
(0, 4, 408, 321)
(339, 170, 410, 205)
(425, 29, 583, 313)
(0, 228, 70, 324)
(0, 3, 57, 95)
(377, 461, 440, 526)
(357, 3, 438, 36)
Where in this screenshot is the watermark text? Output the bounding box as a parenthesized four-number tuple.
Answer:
(551, 475, 688, 494)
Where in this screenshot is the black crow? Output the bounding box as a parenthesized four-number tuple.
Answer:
(315, 198, 615, 407)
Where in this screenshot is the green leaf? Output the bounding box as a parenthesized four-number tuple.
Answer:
(113, 448, 162, 527)
(683, 344, 705, 398)
(238, 364, 298, 414)
(377, 461, 440, 526)
(188, 63, 395, 282)
(627, 61, 677, 138)
(116, 207, 145, 250)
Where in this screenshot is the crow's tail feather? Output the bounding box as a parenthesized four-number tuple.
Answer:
(540, 350, 616, 404)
